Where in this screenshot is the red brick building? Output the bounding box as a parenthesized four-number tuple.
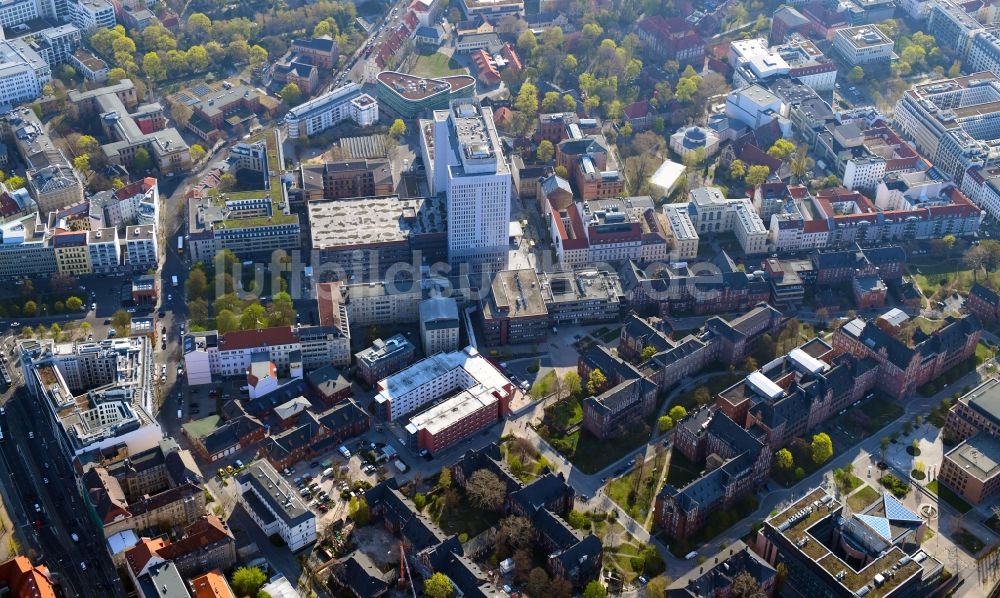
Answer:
(636, 16, 706, 63)
(832, 312, 981, 400)
(967, 283, 1000, 322)
(409, 385, 512, 454)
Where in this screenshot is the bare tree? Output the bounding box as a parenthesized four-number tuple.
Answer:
(466, 469, 507, 511)
(497, 516, 535, 553)
(730, 570, 765, 598)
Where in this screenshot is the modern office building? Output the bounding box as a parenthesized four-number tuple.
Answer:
(755, 488, 939, 597)
(71, 0, 115, 30)
(375, 71, 475, 118)
(20, 337, 160, 461)
(832, 25, 897, 65)
(422, 99, 511, 275)
(187, 131, 299, 261)
(283, 83, 379, 139)
(0, 39, 52, 106)
(893, 72, 1000, 183)
(373, 346, 513, 421)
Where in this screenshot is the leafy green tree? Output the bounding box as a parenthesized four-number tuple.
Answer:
(640, 345, 657, 361)
(249, 44, 268, 67)
(240, 303, 268, 330)
(729, 159, 746, 180)
(562, 54, 577, 72)
(66, 296, 83, 311)
(848, 66, 865, 84)
(73, 154, 90, 174)
(514, 82, 539, 114)
(280, 83, 302, 106)
(216, 310, 239, 334)
(389, 118, 406, 139)
(586, 369, 607, 396)
(541, 91, 562, 112)
(424, 572, 454, 598)
(582, 581, 608, 598)
(775, 448, 793, 470)
(811, 432, 833, 465)
(185, 269, 208, 300)
(190, 144, 206, 163)
(536, 140, 554, 163)
(668, 405, 687, 422)
(658, 415, 674, 432)
(517, 30, 537, 56)
(5, 176, 25, 190)
(563, 371, 582, 397)
(767, 139, 796, 161)
(23, 301, 37, 317)
(132, 148, 152, 172)
(744, 165, 770, 189)
(230, 566, 266, 598)
(107, 67, 127, 83)
(187, 13, 212, 41)
(111, 309, 131, 331)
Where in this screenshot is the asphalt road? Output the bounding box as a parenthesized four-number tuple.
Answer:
(0, 388, 122, 597)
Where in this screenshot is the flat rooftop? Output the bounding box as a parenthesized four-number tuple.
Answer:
(374, 347, 509, 406)
(377, 71, 475, 100)
(405, 384, 498, 435)
(946, 433, 1000, 481)
(484, 269, 547, 318)
(307, 194, 446, 249)
(964, 377, 1000, 427)
(837, 25, 892, 48)
(767, 488, 922, 597)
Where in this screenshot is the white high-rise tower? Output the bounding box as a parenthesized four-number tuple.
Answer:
(428, 99, 511, 276)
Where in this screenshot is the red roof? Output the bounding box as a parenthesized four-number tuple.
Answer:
(124, 538, 167, 576)
(802, 219, 829, 233)
(0, 557, 57, 598)
(219, 326, 298, 351)
(623, 100, 650, 120)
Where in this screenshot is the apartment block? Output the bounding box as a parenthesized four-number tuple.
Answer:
(236, 460, 316, 551)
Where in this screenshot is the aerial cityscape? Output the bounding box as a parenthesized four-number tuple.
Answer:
(0, 0, 998, 596)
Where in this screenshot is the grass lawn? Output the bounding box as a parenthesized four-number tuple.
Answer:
(435, 492, 500, 537)
(952, 527, 985, 554)
(847, 485, 881, 511)
(412, 52, 466, 77)
(566, 426, 650, 474)
(665, 448, 702, 488)
(926, 480, 973, 514)
(606, 451, 668, 521)
(910, 260, 1000, 301)
(529, 371, 557, 398)
(977, 341, 996, 364)
(544, 396, 582, 431)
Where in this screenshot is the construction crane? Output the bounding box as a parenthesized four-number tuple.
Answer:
(399, 541, 418, 598)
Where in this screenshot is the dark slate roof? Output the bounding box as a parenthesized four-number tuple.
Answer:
(442, 553, 492, 598)
(666, 540, 776, 597)
(365, 479, 417, 529)
(336, 552, 390, 598)
(317, 398, 368, 430)
(261, 411, 322, 461)
(201, 415, 264, 455)
(622, 314, 675, 353)
(579, 344, 642, 384)
(401, 512, 449, 551)
(509, 472, 572, 514)
(553, 534, 602, 579)
(306, 364, 352, 398)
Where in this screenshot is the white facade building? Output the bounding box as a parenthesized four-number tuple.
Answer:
(663, 203, 699, 260)
(284, 83, 379, 139)
(426, 100, 512, 275)
(725, 85, 783, 130)
(0, 40, 51, 107)
(686, 187, 768, 255)
(374, 346, 511, 421)
(833, 26, 897, 66)
(0, 0, 38, 29)
(71, 0, 115, 31)
(236, 461, 316, 551)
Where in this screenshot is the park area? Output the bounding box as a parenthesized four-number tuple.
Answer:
(605, 450, 668, 524)
(412, 51, 466, 78)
